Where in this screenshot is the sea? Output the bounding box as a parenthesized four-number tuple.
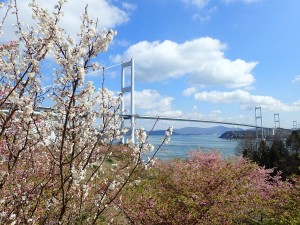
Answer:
(142, 134, 241, 160)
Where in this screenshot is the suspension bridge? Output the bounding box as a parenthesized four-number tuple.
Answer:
(119, 59, 297, 143)
(0, 59, 298, 144)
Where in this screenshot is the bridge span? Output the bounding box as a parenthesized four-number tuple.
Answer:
(1, 59, 297, 145)
(122, 114, 257, 128)
(119, 59, 296, 143)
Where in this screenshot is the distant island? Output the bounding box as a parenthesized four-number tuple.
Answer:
(148, 126, 243, 136)
(149, 126, 293, 140)
(219, 129, 293, 140)
(219, 130, 256, 139)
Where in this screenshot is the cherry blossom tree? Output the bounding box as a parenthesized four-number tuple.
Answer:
(119, 150, 294, 224)
(0, 1, 170, 224)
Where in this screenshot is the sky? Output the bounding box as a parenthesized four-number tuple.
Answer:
(1, 0, 300, 130)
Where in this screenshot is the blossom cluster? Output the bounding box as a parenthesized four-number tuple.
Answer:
(119, 150, 294, 224)
(0, 1, 167, 224)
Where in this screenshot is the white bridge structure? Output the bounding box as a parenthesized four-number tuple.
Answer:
(119, 59, 296, 144)
(0, 59, 297, 144)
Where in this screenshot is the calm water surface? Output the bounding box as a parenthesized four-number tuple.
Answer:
(144, 134, 240, 160)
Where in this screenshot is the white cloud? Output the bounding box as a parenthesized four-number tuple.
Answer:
(112, 38, 257, 88)
(182, 0, 210, 8)
(183, 87, 198, 96)
(145, 109, 183, 118)
(192, 6, 218, 22)
(121, 2, 137, 11)
(124, 89, 182, 117)
(292, 75, 300, 83)
(194, 89, 300, 112)
(212, 109, 222, 114)
(0, 0, 129, 41)
(177, 110, 226, 124)
(293, 100, 300, 106)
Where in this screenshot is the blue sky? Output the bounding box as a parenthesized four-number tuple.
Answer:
(1, 0, 300, 129)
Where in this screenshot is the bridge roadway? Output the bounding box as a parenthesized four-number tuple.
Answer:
(121, 114, 293, 132)
(0, 107, 292, 131)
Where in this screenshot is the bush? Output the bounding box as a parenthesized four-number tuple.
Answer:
(119, 151, 297, 224)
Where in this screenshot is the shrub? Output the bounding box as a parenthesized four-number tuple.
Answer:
(119, 150, 295, 224)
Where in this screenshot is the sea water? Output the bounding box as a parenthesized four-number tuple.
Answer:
(143, 134, 240, 160)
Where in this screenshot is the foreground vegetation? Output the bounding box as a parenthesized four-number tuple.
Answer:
(117, 151, 300, 224)
(0, 1, 161, 223)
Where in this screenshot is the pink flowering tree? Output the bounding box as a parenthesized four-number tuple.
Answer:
(119, 150, 294, 224)
(0, 1, 171, 224)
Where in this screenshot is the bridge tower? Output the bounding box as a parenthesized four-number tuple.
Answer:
(120, 59, 135, 143)
(274, 113, 280, 128)
(273, 113, 280, 135)
(255, 106, 263, 142)
(293, 121, 298, 130)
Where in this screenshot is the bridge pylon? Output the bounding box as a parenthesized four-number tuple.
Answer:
(274, 113, 280, 129)
(255, 106, 263, 143)
(293, 121, 298, 130)
(273, 113, 280, 135)
(120, 58, 135, 144)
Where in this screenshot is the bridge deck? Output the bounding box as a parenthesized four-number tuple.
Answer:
(121, 114, 292, 131)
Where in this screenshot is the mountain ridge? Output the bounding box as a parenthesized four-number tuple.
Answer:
(148, 126, 243, 135)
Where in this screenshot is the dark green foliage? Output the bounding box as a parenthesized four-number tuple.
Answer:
(238, 131, 300, 179)
(286, 130, 300, 154)
(259, 140, 270, 168)
(236, 135, 256, 158)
